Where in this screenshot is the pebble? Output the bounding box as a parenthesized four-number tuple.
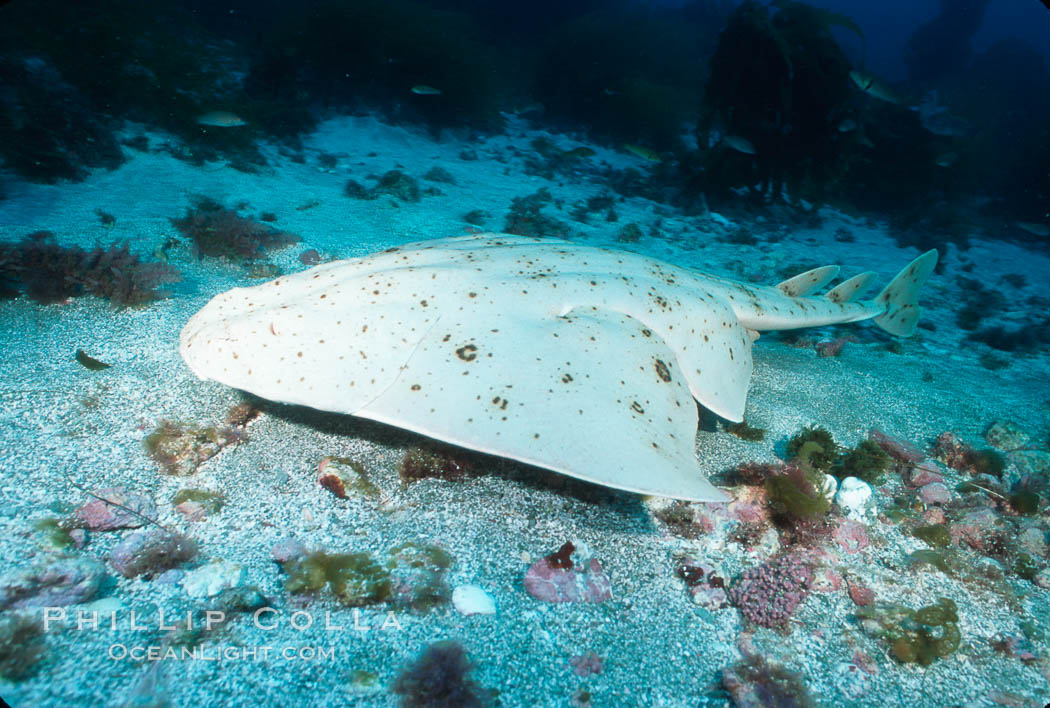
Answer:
(848, 582, 875, 606)
(676, 557, 729, 610)
(869, 428, 925, 464)
(905, 461, 944, 488)
(69, 529, 88, 548)
(919, 482, 951, 505)
(1033, 568, 1050, 590)
(1018, 527, 1048, 558)
(1008, 450, 1050, 478)
(80, 596, 122, 616)
(317, 456, 380, 500)
(0, 557, 106, 609)
(209, 585, 268, 613)
(832, 661, 870, 699)
(156, 569, 186, 585)
(952, 508, 1001, 551)
(74, 487, 157, 531)
(524, 541, 613, 604)
(984, 420, 1030, 451)
(272, 537, 306, 564)
(299, 249, 322, 266)
(110, 529, 196, 578)
(810, 567, 842, 593)
(451, 584, 496, 616)
(182, 561, 245, 598)
(175, 502, 208, 522)
(834, 519, 870, 554)
(569, 651, 603, 677)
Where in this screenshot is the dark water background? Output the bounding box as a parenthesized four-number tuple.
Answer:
(1, 0, 1048, 248)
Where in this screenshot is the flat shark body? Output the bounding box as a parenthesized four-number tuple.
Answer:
(180, 233, 937, 502)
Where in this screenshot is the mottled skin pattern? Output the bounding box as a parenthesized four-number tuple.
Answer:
(180, 234, 936, 501)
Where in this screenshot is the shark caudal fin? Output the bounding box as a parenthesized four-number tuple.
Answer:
(871, 249, 938, 336)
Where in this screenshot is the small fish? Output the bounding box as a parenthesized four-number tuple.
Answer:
(623, 144, 662, 162)
(921, 111, 970, 137)
(411, 85, 442, 96)
(722, 135, 756, 155)
(934, 152, 958, 168)
(1016, 221, 1050, 237)
(850, 70, 903, 104)
(196, 111, 247, 127)
(837, 119, 857, 133)
(75, 349, 111, 371)
(516, 101, 545, 116)
(561, 147, 595, 160)
(917, 91, 971, 137)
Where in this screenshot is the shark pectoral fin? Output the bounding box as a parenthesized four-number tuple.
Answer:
(676, 299, 754, 423)
(354, 306, 728, 502)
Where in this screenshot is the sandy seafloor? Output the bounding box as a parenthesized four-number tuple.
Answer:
(0, 114, 1048, 707)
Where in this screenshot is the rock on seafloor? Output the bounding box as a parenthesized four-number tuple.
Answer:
(919, 482, 952, 505)
(675, 556, 729, 610)
(74, 487, 157, 531)
(182, 560, 246, 598)
(271, 537, 306, 564)
(0, 557, 106, 609)
(524, 541, 613, 603)
(110, 529, 197, 578)
(983, 420, 1030, 450)
(903, 461, 944, 488)
(834, 519, 870, 554)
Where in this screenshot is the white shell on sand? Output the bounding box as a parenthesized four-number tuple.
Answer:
(821, 473, 838, 503)
(834, 476, 874, 522)
(452, 584, 496, 616)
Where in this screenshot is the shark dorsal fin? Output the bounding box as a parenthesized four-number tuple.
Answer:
(776, 265, 840, 297)
(826, 271, 877, 303)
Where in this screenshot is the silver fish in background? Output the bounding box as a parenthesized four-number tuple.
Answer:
(623, 143, 662, 162)
(196, 110, 247, 127)
(722, 135, 756, 155)
(411, 85, 443, 95)
(934, 152, 959, 167)
(1016, 221, 1050, 237)
(917, 91, 971, 137)
(849, 69, 905, 104)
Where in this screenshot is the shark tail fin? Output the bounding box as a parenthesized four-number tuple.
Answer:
(871, 249, 938, 336)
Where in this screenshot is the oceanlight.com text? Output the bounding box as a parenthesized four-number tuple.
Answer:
(108, 644, 338, 662)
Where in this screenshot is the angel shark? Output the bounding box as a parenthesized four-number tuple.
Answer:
(180, 233, 937, 503)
